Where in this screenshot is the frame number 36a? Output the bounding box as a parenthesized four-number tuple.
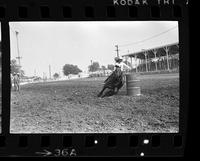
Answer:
(54, 148, 77, 157)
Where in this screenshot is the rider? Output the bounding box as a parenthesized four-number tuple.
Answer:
(13, 72, 20, 91)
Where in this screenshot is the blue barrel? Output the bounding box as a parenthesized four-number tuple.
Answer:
(126, 73, 141, 96)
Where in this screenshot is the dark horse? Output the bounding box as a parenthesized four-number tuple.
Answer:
(97, 67, 125, 98)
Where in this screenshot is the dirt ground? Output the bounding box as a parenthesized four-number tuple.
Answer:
(10, 73, 179, 133)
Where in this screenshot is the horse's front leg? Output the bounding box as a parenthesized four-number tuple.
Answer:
(97, 86, 106, 97)
(114, 88, 119, 94)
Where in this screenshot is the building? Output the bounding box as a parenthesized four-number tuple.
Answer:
(122, 42, 179, 73)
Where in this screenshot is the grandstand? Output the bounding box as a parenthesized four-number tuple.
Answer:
(122, 42, 179, 73)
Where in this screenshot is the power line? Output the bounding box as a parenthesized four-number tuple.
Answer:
(118, 25, 178, 47)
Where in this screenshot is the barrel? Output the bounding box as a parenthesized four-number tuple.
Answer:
(126, 73, 141, 96)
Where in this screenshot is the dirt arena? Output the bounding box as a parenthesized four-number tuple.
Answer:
(10, 73, 179, 133)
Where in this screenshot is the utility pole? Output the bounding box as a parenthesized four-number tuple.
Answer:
(115, 45, 119, 57)
(90, 60, 93, 72)
(49, 65, 51, 79)
(15, 31, 22, 68)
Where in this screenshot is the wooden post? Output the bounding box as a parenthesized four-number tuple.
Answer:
(144, 52, 148, 72)
(148, 54, 151, 71)
(130, 56, 133, 69)
(138, 59, 141, 72)
(158, 56, 161, 70)
(164, 46, 170, 71)
(153, 49, 158, 71)
(143, 59, 145, 72)
(135, 54, 138, 73)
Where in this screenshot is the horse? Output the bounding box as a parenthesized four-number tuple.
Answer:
(97, 68, 125, 98)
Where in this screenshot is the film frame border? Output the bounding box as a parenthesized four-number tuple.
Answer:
(0, 0, 189, 157)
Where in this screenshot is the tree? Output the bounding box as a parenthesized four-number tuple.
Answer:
(63, 64, 82, 76)
(20, 70, 25, 77)
(101, 65, 106, 70)
(107, 64, 114, 71)
(101, 65, 106, 75)
(53, 73, 59, 79)
(88, 62, 100, 72)
(10, 59, 25, 76)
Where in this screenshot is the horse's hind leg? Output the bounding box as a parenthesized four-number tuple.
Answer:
(97, 86, 106, 97)
(115, 80, 124, 94)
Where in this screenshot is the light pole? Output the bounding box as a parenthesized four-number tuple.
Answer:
(15, 31, 22, 77)
(115, 45, 119, 57)
(15, 31, 22, 67)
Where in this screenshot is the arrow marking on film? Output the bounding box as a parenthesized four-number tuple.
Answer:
(35, 149, 52, 156)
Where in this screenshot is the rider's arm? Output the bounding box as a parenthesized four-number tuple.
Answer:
(122, 62, 131, 70)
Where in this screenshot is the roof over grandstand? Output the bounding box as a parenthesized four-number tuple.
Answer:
(122, 42, 179, 59)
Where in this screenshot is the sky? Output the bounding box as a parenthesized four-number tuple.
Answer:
(9, 21, 179, 77)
